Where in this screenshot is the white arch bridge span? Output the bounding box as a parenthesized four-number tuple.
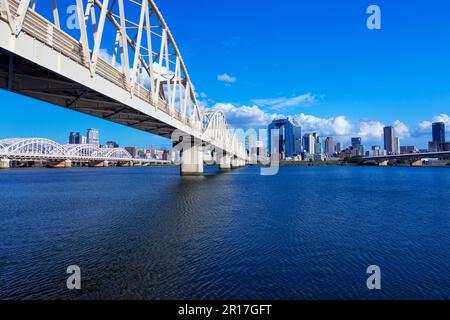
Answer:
(0, 0, 247, 174)
(0, 138, 169, 167)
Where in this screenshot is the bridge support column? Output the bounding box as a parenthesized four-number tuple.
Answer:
(219, 153, 232, 170)
(180, 144, 204, 176)
(378, 160, 389, 166)
(212, 150, 218, 165)
(89, 160, 109, 167)
(411, 159, 423, 167)
(0, 158, 10, 169)
(47, 160, 72, 168)
(231, 157, 240, 168)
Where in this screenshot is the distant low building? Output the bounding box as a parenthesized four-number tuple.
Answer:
(162, 149, 170, 161)
(428, 141, 439, 152)
(444, 142, 450, 152)
(400, 146, 416, 154)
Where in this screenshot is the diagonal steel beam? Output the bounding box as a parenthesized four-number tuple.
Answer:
(103, 106, 128, 119)
(66, 90, 88, 108)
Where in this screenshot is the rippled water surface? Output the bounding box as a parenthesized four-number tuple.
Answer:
(0, 166, 449, 299)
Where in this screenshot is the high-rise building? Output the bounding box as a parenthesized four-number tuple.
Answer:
(370, 145, 381, 157)
(394, 137, 401, 155)
(245, 131, 259, 161)
(252, 140, 266, 158)
(384, 126, 395, 155)
(312, 133, 322, 155)
(268, 118, 302, 159)
(87, 128, 99, 146)
(303, 133, 315, 155)
(431, 122, 445, 151)
(69, 132, 78, 144)
(351, 137, 364, 156)
(351, 137, 361, 147)
(314, 141, 322, 155)
(325, 137, 335, 155)
(69, 132, 84, 144)
(335, 142, 342, 154)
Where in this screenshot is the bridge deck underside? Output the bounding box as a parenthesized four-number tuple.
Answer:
(0, 50, 175, 138)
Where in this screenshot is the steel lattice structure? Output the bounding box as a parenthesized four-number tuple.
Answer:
(0, 137, 166, 162)
(0, 0, 246, 162)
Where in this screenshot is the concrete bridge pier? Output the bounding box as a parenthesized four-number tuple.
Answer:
(212, 150, 219, 165)
(219, 152, 232, 170)
(89, 160, 109, 167)
(378, 160, 389, 166)
(231, 157, 240, 168)
(0, 158, 10, 169)
(180, 143, 204, 176)
(47, 160, 72, 168)
(411, 159, 424, 166)
(118, 161, 134, 167)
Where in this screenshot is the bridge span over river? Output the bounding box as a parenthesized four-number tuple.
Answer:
(0, 137, 170, 168)
(0, 0, 247, 175)
(363, 151, 450, 166)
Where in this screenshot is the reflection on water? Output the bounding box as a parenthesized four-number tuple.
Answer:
(0, 166, 449, 299)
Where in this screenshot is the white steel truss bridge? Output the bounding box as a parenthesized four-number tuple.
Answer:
(0, 0, 246, 174)
(0, 138, 168, 166)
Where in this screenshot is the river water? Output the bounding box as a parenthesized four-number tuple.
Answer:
(0, 166, 449, 299)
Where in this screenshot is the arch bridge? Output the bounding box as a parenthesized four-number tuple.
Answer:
(0, 0, 247, 175)
(0, 137, 169, 167)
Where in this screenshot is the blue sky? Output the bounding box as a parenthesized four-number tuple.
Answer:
(1, 0, 450, 149)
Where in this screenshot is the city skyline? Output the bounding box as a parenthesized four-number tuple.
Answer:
(265, 116, 448, 160)
(2, 1, 450, 149)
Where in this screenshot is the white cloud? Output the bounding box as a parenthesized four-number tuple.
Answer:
(217, 73, 237, 84)
(432, 114, 450, 125)
(252, 94, 318, 110)
(394, 120, 410, 139)
(208, 101, 415, 147)
(416, 114, 449, 135)
(357, 120, 384, 140)
(210, 103, 284, 128)
(296, 113, 352, 137)
(210, 103, 352, 138)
